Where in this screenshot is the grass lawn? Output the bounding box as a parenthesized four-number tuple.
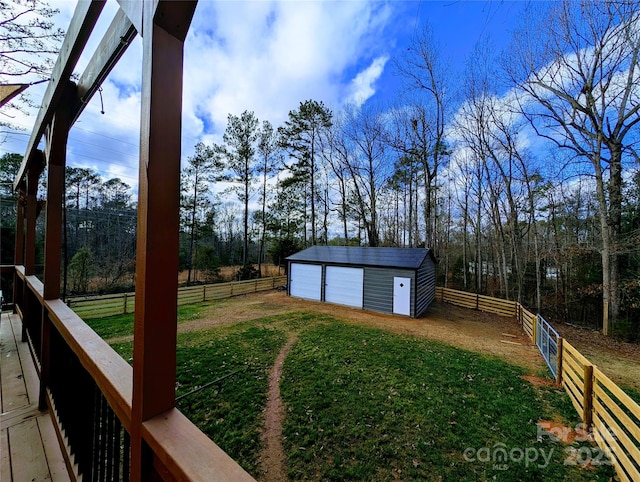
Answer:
(102, 310, 614, 480)
(86, 303, 211, 339)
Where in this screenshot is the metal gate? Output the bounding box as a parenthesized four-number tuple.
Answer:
(536, 315, 559, 377)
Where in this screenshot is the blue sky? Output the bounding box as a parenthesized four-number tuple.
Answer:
(0, 0, 535, 190)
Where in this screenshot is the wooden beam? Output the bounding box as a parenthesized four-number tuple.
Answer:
(40, 83, 75, 410)
(14, 187, 25, 266)
(23, 156, 44, 276)
(130, 3, 197, 479)
(73, 8, 137, 124)
(14, 0, 105, 191)
(115, 0, 144, 35)
(153, 0, 198, 41)
(13, 189, 25, 318)
(42, 83, 74, 301)
(0, 83, 29, 108)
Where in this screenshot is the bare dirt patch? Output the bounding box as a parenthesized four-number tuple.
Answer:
(521, 375, 557, 388)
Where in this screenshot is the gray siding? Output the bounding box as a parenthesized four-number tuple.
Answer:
(415, 257, 436, 317)
(363, 267, 415, 316)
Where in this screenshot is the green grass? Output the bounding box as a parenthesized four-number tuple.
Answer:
(622, 385, 640, 405)
(86, 303, 211, 340)
(281, 321, 614, 481)
(110, 319, 286, 475)
(103, 310, 616, 480)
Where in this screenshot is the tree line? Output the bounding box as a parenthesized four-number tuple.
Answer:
(1, 1, 639, 338)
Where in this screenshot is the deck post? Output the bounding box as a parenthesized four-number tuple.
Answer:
(39, 83, 74, 410)
(22, 155, 44, 342)
(24, 159, 42, 276)
(14, 185, 25, 332)
(129, 2, 197, 480)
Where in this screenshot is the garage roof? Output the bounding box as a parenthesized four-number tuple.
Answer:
(286, 246, 435, 269)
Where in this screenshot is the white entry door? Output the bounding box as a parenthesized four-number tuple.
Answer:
(393, 277, 411, 316)
(325, 266, 364, 308)
(290, 263, 322, 301)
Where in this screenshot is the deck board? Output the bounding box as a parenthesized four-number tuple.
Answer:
(1, 312, 70, 481)
(10, 314, 39, 404)
(38, 411, 71, 482)
(1, 422, 11, 481)
(0, 314, 29, 412)
(8, 417, 51, 482)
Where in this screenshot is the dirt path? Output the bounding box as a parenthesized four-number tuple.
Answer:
(258, 332, 297, 482)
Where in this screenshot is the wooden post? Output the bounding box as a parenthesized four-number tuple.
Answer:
(24, 159, 42, 276)
(583, 364, 593, 429)
(533, 314, 538, 345)
(556, 337, 563, 386)
(40, 83, 74, 410)
(129, 3, 197, 480)
(124, 292, 128, 314)
(22, 157, 44, 342)
(14, 187, 25, 323)
(203, 285, 206, 302)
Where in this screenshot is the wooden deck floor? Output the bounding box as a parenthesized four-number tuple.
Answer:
(1, 311, 70, 481)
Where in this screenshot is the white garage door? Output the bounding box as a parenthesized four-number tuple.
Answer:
(290, 263, 322, 301)
(325, 266, 364, 308)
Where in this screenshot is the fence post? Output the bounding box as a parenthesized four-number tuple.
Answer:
(203, 285, 206, 302)
(583, 364, 593, 428)
(476, 294, 479, 310)
(556, 337, 563, 386)
(533, 315, 538, 345)
(124, 293, 128, 315)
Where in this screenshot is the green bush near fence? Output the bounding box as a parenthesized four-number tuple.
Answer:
(105, 312, 614, 481)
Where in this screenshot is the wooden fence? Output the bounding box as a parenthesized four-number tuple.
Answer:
(436, 287, 520, 318)
(436, 286, 640, 481)
(67, 276, 287, 319)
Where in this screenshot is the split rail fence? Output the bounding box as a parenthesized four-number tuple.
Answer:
(436, 287, 640, 482)
(67, 276, 287, 319)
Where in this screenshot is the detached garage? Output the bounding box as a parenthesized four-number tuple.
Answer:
(286, 246, 437, 318)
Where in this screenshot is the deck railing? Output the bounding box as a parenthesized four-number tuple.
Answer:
(10, 265, 254, 481)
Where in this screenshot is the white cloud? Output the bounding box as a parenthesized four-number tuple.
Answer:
(183, 0, 392, 136)
(346, 55, 389, 108)
(2, 0, 394, 192)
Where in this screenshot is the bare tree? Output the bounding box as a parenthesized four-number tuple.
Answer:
(395, 23, 451, 251)
(506, 0, 640, 333)
(340, 105, 389, 247)
(1, 0, 64, 126)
